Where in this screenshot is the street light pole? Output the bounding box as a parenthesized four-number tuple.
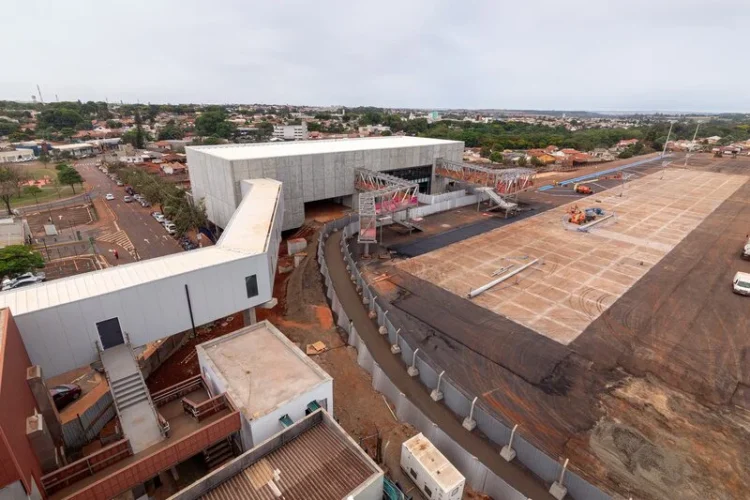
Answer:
(660, 121, 675, 180)
(685, 122, 701, 167)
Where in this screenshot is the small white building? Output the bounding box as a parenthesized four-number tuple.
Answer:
(50, 143, 95, 158)
(401, 433, 465, 500)
(272, 123, 308, 141)
(196, 320, 333, 450)
(0, 149, 35, 163)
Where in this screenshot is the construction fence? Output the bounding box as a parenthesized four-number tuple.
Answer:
(61, 389, 116, 450)
(395, 189, 487, 222)
(318, 215, 611, 500)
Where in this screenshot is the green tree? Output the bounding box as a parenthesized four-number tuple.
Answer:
(122, 128, 152, 147)
(172, 198, 208, 236)
(134, 110, 146, 148)
(195, 109, 235, 138)
(257, 122, 274, 139)
(489, 151, 503, 163)
(157, 122, 184, 140)
(106, 119, 123, 129)
(0, 246, 44, 278)
(57, 166, 84, 194)
(517, 156, 528, 167)
(23, 185, 43, 204)
(38, 151, 50, 167)
(380, 130, 392, 136)
(0, 164, 22, 214)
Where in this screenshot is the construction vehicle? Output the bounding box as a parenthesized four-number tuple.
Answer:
(573, 183, 593, 195)
(567, 206, 604, 225)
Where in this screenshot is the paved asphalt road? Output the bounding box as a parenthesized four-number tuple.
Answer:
(75, 158, 182, 260)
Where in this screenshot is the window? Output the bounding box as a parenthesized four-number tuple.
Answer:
(451, 486, 460, 496)
(424, 485, 432, 498)
(409, 468, 417, 480)
(245, 275, 258, 298)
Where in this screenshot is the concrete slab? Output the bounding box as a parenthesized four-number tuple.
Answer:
(399, 169, 746, 344)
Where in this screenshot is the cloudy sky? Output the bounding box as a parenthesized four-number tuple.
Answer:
(1, 0, 747, 112)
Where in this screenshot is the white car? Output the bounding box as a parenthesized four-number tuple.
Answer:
(2, 272, 46, 292)
(742, 235, 750, 260)
(105, 193, 115, 201)
(164, 223, 177, 235)
(733, 272, 750, 296)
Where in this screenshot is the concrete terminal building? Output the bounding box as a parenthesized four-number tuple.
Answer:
(187, 137, 464, 231)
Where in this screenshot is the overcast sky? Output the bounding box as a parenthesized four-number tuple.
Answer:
(1, 0, 747, 112)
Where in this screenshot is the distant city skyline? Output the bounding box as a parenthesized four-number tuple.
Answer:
(2, 0, 749, 113)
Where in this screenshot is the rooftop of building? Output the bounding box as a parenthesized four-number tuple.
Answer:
(169, 409, 382, 500)
(0, 180, 280, 317)
(187, 136, 462, 161)
(197, 321, 331, 421)
(50, 143, 94, 150)
(403, 433, 464, 492)
(0, 217, 27, 247)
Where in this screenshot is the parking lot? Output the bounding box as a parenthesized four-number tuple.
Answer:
(75, 158, 183, 260)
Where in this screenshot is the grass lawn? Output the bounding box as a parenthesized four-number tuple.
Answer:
(10, 161, 82, 208)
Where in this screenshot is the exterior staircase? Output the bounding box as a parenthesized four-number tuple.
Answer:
(100, 343, 165, 454)
(203, 439, 234, 470)
(477, 187, 518, 213)
(110, 373, 150, 411)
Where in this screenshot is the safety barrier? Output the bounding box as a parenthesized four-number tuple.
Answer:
(318, 215, 611, 500)
(61, 389, 116, 450)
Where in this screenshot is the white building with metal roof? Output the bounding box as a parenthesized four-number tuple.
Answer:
(187, 136, 464, 231)
(0, 179, 283, 377)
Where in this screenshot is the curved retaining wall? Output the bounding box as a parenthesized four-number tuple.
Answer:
(318, 215, 611, 500)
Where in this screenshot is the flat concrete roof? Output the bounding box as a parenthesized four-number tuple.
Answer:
(404, 433, 464, 492)
(197, 321, 331, 420)
(187, 136, 462, 161)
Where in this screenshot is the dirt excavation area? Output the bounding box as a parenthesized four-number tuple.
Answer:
(361, 156, 750, 499)
(255, 227, 430, 496)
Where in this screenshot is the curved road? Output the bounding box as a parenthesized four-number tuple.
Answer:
(324, 230, 555, 500)
(75, 158, 181, 260)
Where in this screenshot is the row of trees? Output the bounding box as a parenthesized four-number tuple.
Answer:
(107, 163, 207, 236)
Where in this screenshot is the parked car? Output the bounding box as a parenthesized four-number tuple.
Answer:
(154, 213, 165, 223)
(139, 199, 151, 208)
(133, 194, 143, 201)
(733, 271, 750, 296)
(116, 180, 124, 187)
(2, 272, 46, 291)
(178, 236, 198, 250)
(50, 384, 82, 410)
(105, 193, 115, 201)
(742, 235, 750, 260)
(123, 195, 134, 203)
(164, 223, 177, 235)
(124, 186, 135, 196)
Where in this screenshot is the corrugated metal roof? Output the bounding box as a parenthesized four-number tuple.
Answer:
(188, 136, 462, 161)
(0, 180, 282, 316)
(201, 422, 375, 500)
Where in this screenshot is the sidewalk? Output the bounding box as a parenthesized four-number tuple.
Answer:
(323, 230, 554, 500)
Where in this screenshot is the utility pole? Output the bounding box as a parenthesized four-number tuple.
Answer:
(660, 121, 675, 180)
(685, 122, 701, 167)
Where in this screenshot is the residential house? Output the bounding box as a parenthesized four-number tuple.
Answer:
(615, 139, 639, 151)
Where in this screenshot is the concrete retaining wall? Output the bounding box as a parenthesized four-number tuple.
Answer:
(318, 215, 611, 500)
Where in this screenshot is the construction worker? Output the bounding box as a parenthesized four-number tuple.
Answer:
(114, 249, 119, 260)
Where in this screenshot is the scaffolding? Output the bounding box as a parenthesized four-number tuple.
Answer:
(435, 159, 535, 211)
(355, 168, 419, 248)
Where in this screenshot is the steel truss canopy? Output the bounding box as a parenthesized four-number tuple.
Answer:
(435, 159, 535, 196)
(355, 168, 419, 244)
